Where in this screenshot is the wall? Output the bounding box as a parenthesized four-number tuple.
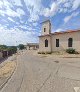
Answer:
(0, 52, 3, 58)
(41, 21, 51, 35)
(39, 36, 52, 52)
(51, 31, 80, 52)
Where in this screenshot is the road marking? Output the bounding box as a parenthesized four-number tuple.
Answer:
(74, 87, 80, 92)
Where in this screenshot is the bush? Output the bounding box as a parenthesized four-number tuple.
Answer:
(38, 52, 41, 54)
(8, 46, 17, 54)
(41, 52, 45, 54)
(38, 51, 52, 54)
(0, 45, 7, 51)
(66, 48, 76, 54)
(18, 44, 25, 50)
(45, 51, 52, 54)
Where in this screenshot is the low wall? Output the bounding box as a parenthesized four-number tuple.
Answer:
(0, 52, 3, 58)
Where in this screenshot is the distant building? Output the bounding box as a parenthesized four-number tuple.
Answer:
(39, 20, 80, 52)
(26, 43, 39, 50)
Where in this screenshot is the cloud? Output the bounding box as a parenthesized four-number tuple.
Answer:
(42, 2, 58, 17)
(24, 0, 42, 22)
(0, 27, 38, 46)
(33, 22, 38, 26)
(0, 1, 3, 8)
(0, 0, 25, 17)
(7, 17, 15, 22)
(0, 6, 20, 17)
(6, 9, 20, 17)
(12, 0, 22, 6)
(72, 0, 80, 10)
(64, 12, 79, 23)
(28, 14, 39, 22)
(64, 15, 72, 23)
(57, 0, 67, 4)
(55, 28, 63, 32)
(19, 25, 28, 29)
(41, 0, 78, 17)
(16, 8, 25, 16)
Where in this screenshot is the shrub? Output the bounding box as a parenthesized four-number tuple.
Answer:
(0, 45, 7, 51)
(66, 48, 76, 54)
(18, 44, 25, 50)
(38, 51, 52, 54)
(41, 52, 45, 54)
(38, 52, 41, 54)
(45, 51, 52, 54)
(8, 46, 17, 54)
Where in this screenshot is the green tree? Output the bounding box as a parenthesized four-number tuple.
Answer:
(8, 46, 17, 54)
(18, 44, 25, 50)
(0, 45, 8, 51)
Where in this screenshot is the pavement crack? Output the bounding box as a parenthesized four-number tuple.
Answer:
(37, 73, 51, 92)
(17, 73, 24, 92)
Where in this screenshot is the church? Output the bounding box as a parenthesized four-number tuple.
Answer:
(39, 20, 80, 52)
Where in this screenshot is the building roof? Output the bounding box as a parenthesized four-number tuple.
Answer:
(52, 29, 80, 35)
(39, 29, 80, 37)
(26, 43, 39, 46)
(39, 34, 51, 37)
(40, 20, 50, 24)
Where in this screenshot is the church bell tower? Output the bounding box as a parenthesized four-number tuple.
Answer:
(41, 20, 51, 35)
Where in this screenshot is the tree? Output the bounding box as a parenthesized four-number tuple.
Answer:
(8, 46, 17, 54)
(0, 45, 7, 51)
(18, 44, 25, 50)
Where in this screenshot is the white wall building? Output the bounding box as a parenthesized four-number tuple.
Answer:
(39, 20, 80, 52)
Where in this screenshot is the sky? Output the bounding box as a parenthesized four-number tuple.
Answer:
(0, 0, 80, 46)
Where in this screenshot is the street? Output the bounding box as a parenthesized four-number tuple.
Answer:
(1, 50, 80, 92)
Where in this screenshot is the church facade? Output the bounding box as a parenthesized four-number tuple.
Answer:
(39, 20, 80, 52)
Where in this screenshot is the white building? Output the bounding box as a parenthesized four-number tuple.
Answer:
(39, 20, 80, 52)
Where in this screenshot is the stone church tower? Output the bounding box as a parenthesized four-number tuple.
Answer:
(41, 20, 51, 35)
(39, 20, 52, 52)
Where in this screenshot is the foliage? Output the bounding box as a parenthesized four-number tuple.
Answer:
(0, 45, 17, 54)
(0, 45, 7, 51)
(66, 48, 76, 54)
(41, 52, 45, 54)
(45, 51, 52, 54)
(18, 44, 25, 50)
(38, 52, 41, 54)
(38, 51, 52, 54)
(8, 46, 17, 54)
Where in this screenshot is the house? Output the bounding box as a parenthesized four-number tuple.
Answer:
(39, 20, 80, 52)
(26, 43, 39, 50)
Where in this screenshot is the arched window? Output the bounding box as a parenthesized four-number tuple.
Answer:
(44, 28, 46, 32)
(68, 38, 73, 47)
(45, 39, 48, 47)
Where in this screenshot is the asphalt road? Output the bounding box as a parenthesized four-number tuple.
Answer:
(1, 50, 80, 92)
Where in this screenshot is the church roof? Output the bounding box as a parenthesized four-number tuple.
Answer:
(39, 29, 80, 37)
(26, 43, 39, 46)
(52, 29, 80, 35)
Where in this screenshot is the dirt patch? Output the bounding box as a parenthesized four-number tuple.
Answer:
(0, 61, 16, 78)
